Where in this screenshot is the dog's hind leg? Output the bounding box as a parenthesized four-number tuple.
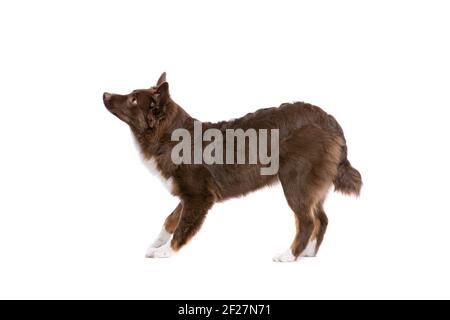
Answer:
(302, 199, 328, 257)
(273, 127, 340, 262)
(146, 203, 182, 253)
(296, 199, 330, 257)
(273, 172, 318, 262)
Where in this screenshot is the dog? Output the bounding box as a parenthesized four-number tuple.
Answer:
(103, 72, 362, 262)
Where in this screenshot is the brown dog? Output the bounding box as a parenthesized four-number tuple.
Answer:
(103, 73, 361, 262)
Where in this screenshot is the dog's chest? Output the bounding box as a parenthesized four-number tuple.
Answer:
(143, 157, 174, 193)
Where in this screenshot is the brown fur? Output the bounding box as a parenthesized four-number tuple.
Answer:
(103, 73, 362, 259)
(164, 203, 182, 234)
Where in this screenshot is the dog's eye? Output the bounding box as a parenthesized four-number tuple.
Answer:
(131, 96, 138, 106)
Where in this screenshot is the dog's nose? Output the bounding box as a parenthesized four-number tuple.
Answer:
(103, 92, 112, 101)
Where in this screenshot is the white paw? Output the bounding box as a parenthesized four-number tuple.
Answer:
(145, 242, 175, 258)
(149, 239, 167, 249)
(273, 249, 297, 262)
(149, 228, 171, 248)
(300, 239, 317, 257)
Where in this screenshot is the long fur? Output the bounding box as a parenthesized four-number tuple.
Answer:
(103, 74, 362, 259)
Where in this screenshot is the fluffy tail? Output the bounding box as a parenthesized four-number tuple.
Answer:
(333, 159, 362, 196)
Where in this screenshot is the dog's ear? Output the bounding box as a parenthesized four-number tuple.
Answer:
(156, 72, 167, 86)
(156, 81, 170, 105)
(147, 82, 169, 128)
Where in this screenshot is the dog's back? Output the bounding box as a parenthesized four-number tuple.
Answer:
(208, 102, 362, 196)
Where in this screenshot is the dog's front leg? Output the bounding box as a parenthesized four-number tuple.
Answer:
(146, 198, 213, 258)
(146, 203, 182, 256)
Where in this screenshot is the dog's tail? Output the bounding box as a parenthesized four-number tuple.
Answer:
(333, 145, 362, 196)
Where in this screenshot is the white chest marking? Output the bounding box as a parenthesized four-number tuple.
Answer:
(143, 158, 174, 193)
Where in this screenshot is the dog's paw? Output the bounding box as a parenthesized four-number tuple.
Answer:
(149, 228, 172, 249)
(145, 242, 175, 259)
(273, 249, 297, 262)
(148, 239, 165, 249)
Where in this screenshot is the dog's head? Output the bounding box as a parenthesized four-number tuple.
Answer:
(103, 72, 172, 133)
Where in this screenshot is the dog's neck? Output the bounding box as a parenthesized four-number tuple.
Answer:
(132, 100, 194, 160)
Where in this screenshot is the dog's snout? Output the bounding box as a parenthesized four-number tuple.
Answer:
(103, 92, 112, 102)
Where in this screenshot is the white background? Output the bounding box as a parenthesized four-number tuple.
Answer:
(1, 0, 449, 299)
